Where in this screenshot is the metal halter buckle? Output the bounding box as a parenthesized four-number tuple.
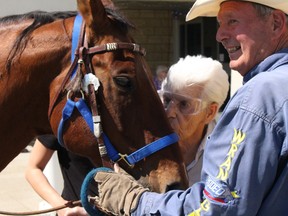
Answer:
(117, 153, 134, 168)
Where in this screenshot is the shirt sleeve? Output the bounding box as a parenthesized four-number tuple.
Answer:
(132, 85, 282, 216)
(37, 134, 61, 151)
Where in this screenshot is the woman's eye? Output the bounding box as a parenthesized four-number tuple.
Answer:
(179, 101, 190, 109)
(163, 98, 171, 106)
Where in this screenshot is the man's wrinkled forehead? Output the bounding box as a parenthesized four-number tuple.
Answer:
(221, 0, 276, 11)
(218, 1, 255, 15)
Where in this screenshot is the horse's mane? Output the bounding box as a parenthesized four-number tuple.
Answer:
(0, 10, 77, 24)
(4, 8, 135, 72)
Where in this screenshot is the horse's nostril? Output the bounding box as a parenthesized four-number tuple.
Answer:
(165, 182, 182, 192)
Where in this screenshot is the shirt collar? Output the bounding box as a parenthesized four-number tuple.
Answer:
(243, 48, 288, 84)
(186, 120, 216, 171)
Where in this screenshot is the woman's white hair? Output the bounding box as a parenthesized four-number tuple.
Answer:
(161, 55, 229, 108)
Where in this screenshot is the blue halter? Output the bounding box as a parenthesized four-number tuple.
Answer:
(71, 14, 82, 77)
(57, 14, 179, 167)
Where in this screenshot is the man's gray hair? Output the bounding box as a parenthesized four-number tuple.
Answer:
(162, 55, 229, 109)
(252, 2, 288, 25)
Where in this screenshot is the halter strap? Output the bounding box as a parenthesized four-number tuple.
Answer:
(102, 132, 179, 167)
(48, 14, 83, 119)
(58, 98, 179, 165)
(57, 14, 175, 167)
(77, 42, 146, 56)
(71, 14, 83, 78)
(57, 98, 93, 147)
(71, 14, 83, 62)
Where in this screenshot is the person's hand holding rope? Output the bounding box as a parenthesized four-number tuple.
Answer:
(57, 205, 88, 216)
(90, 164, 149, 216)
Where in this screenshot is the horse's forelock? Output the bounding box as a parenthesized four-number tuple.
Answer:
(105, 7, 136, 31)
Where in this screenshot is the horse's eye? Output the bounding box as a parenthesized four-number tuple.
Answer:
(113, 76, 134, 91)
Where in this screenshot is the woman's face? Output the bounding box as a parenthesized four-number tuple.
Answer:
(163, 87, 209, 142)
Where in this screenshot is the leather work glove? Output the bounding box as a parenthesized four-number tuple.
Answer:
(91, 168, 149, 216)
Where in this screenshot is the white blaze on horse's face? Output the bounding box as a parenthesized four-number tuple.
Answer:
(0, 0, 188, 193)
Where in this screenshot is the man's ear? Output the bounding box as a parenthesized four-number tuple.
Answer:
(271, 10, 286, 38)
(205, 102, 219, 124)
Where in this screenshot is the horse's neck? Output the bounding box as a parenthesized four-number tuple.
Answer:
(0, 18, 74, 171)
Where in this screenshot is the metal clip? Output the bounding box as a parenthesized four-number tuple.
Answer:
(133, 43, 140, 52)
(66, 90, 84, 100)
(117, 153, 134, 168)
(98, 144, 107, 157)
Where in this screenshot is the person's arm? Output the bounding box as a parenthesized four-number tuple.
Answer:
(91, 83, 283, 215)
(91, 109, 273, 215)
(25, 139, 88, 216)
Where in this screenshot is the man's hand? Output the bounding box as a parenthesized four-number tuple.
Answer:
(91, 168, 149, 216)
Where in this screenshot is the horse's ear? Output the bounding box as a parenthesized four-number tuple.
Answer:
(77, 0, 112, 39)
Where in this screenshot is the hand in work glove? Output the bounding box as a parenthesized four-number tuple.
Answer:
(91, 165, 149, 216)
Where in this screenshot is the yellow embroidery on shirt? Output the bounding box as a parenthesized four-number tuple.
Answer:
(232, 128, 246, 145)
(231, 191, 240, 198)
(188, 199, 210, 216)
(201, 199, 210, 211)
(188, 208, 201, 216)
(217, 129, 246, 181)
(189, 129, 244, 216)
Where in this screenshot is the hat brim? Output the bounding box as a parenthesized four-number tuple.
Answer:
(186, 0, 288, 21)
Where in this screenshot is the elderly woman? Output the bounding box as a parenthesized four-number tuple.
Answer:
(160, 55, 229, 185)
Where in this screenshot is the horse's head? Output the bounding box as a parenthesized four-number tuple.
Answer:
(50, 0, 188, 193)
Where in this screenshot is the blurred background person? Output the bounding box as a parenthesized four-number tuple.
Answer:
(153, 65, 168, 91)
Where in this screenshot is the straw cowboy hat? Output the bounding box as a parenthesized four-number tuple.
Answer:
(186, 0, 288, 21)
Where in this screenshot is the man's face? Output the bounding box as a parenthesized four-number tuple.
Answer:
(216, 1, 275, 76)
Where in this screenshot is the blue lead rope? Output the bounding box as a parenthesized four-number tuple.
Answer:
(80, 167, 112, 216)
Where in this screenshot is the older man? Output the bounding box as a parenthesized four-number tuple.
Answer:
(89, 1, 288, 215)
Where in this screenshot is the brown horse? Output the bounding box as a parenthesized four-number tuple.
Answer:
(0, 0, 188, 193)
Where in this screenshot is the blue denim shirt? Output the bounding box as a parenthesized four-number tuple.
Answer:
(132, 48, 288, 216)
